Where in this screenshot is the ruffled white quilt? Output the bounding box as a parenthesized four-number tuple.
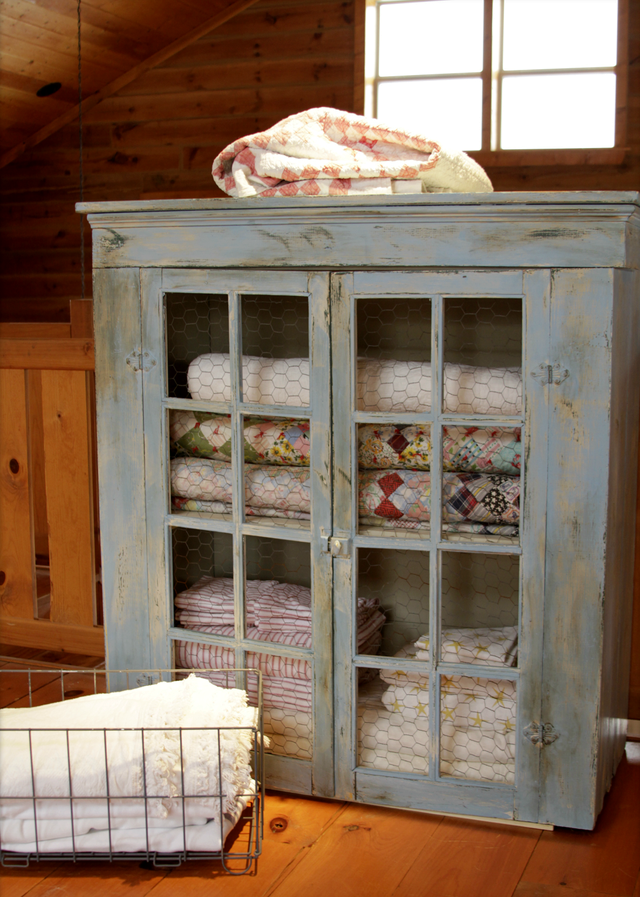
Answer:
(212, 107, 492, 197)
(0, 675, 257, 854)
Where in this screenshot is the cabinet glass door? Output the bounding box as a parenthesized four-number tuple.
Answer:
(142, 269, 333, 796)
(332, 270, 543, 819)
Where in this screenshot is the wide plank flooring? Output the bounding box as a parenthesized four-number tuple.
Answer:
(1, 658, 639, 897)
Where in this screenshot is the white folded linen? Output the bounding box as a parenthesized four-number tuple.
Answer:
(0, 675, 258, 852)
(187, 353, 522, 416)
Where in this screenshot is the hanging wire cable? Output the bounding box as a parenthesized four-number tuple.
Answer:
(78, 0, 85, 300)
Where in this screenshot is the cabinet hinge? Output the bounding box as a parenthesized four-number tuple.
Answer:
(320, 532, 351, 558)
(523, 722, 559, 747)
(126, 349, 157, 373)
(531, 363, 569, 386)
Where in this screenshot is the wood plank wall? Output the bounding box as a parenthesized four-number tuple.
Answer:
(0, 0, 638, 716)
(0, 0, 359, 321)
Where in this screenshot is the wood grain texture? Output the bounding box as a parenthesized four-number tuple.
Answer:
(0, 615, 104, 654)
(0, 338, 95, 370)
(392, 817, 541, 897)
(519, 745, 640, 897)
(0, 369, 35, 619)
(147, 792, 346, 897)
(41, 370, 95, 626)
(26, 370, 49, 560)
(267, 801, 442, 897)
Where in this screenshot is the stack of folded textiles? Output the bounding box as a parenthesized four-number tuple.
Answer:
(358, 424, 521, 535)
(175, 576, 386, 760)
(358, 626, 518, 783)
(169, 412, 521, 537)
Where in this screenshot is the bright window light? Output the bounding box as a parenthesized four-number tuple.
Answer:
(503, 0, 618, 72)
(501, 72, 617, 149)
(377, 77, 483, 149)
(366, 0, 619, 151)
(378, 0, 484, 77)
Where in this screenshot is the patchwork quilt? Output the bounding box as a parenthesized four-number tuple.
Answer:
(211, 106, 493, 198)
(171, 412, 311, 466)
(358, 424, 521, 474)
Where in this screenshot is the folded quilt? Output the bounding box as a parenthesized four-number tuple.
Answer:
(171, 412, 311, 466)
(0, 805, 248, 854)
(0, 676, 258, 852)
(359, 470, 520, 527)
(188, 353, 521, 416)
(379, 630, 518, 684)
(196, 669, 312, 713)
(358, 425, 521, 474)
(414, 627, 518, 667)
(171, 458, 310, 514)
(172, 497, 309, 520)
(212, 107, 492, 197)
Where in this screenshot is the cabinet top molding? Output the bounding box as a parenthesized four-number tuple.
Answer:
(79, 192, 640, 272)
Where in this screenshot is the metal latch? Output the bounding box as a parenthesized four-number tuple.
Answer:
(531, 363, 569, 385)
(320, 533, 351, 558)
(126, 349, 156, 373)
(523, 722, 559, 747)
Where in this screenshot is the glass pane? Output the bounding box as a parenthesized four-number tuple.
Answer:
(358, 423, 431, 534)
(440, 551, 519, 665)
(357, 547, 429, 657)
(172, 529, 235, 634)
(441, 425, 522, 542)
(357, 297, 431, 413)
(240, 295, 309, 407)
(165, 293, 229, 400)
(358, 669, 429, 774)
(379, 0, 484, 76)
(376, 78, 482, 151)
(440, 674, 516, 783)
(242, 416, 311, 527)
(503, 0, 617, 71)
(443, 297, 522, 415)
(244, 534, 312, 644)
(169, 411, 234, 519)
(501, 73, 616, 150)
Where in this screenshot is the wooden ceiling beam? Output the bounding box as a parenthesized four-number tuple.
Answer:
(0, 0, 261, 170)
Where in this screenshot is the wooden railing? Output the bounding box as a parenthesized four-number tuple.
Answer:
(0, 300, 104, 657)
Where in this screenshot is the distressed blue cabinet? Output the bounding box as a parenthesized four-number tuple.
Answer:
(81, 192, 640, 829)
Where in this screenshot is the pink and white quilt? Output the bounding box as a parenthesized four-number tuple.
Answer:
(212, 107, 493, 197)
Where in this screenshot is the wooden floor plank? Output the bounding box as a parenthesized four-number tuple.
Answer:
(392, 816, 541, 897)
(2, 670, 106, 707)
(267, 800, 443, 897)
(0, 669, 59, 708)
(143, 791, 347, 897)
(0, 862, 167, 897)
(0, 862, 62, 897)
(515, 885, 639, 897)
(518, 744, 640, 897)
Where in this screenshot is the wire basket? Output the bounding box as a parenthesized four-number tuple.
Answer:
(0, 667, 263, 872)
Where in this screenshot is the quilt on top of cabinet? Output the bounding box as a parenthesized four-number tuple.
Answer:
(174, 577, 386, 760)
(187, 353, 522, 415)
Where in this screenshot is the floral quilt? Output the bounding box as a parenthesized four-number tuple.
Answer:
(358, 424, 521, 474)
(171, 412, 311, 466)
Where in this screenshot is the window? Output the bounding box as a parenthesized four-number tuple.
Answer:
(365, 0, 620, 152)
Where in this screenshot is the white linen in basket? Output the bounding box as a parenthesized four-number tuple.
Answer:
(0, 675, 257, 853)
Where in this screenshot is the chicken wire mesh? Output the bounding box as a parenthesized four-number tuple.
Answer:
(440, 673, 517, 784)
(240, 295, 310, 406)
(443, 297, 522, 415)
(165, 293, 229, 399)
(356, 297, 432, 413)
(357, 547, 430, 657)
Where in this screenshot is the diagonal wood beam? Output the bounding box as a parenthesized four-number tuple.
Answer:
(0, 0, 260, 170)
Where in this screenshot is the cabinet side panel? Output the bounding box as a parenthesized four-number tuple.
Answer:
(93, 267, 151, 671)
(597, 264, 640, 812)
(539, 268, 614, 829)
